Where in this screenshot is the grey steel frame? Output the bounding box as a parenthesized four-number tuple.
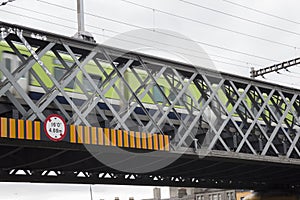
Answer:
(1, 21, 300, 165)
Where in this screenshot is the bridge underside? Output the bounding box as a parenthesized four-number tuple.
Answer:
(0, 139, 299, 190)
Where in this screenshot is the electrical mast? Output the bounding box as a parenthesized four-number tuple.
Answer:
(74, 0, 95, 42)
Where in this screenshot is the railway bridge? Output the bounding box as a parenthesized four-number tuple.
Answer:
(0, 21, 300, 190)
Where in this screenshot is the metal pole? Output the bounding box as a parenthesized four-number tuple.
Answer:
(77, 0, 85, 33)
(75, 0, 95, 42)
(90, 185, 93, 200)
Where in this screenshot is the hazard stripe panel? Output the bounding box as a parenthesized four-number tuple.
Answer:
(91, 127, 97, 145)
(142, 132, 147, 149)
(123, 130, 129, 148)
(84, 126, 90, 144)
(117, 130, 123, 147)
(70, 125, 76, 143)
(0, 117, 170, 151)
(18, 119, 24, 139)
(110, 129, 116, 146)
(98, 128, 104, 145)
(1, 117, 7, 138)
(34, 121, 41, 140)
(9, 118, 16, 139)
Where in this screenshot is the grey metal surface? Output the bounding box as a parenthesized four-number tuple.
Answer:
(1, 21, 300, 166)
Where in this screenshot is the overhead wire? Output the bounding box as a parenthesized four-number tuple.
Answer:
(7, 4, 76, 25)
(35, 0, 279, 62)
(89, 25, 262, 67)
(259, 75, 300, 89)
(179, 0, 300, 38)
(120, 0, 299, 49)
(3, 3, 300, 94)
(2, 1, 297, 76)
(175, 0, 300, 80)
(92, 30, 251, 69)
(0, 7, 252, 71)
(286, 66, 300, 76)
(0, 9, 76, 31)
(222, 0, 300, 25)
(6, 4, 263, 67)
(1, 3, 297, 88)
(277, 72, 300, 79)
(258, 65, 300, 86)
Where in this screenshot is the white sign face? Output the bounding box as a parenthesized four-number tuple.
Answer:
(44, 114, 67, 142)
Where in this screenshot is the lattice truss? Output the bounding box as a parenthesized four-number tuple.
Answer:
(1, 23, 300, 159)
(2, 169, 250, 189)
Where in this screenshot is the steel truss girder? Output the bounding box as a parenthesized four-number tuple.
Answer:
(0, 168, 286, 190)
(1, 21, 300, 163)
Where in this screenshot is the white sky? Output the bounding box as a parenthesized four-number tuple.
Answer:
(1, 0, 300, 199)
(0, 182, 170, 200)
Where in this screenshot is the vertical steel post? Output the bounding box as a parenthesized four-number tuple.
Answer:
(77, 0, 85, 33)
(75, 0, 95, 42)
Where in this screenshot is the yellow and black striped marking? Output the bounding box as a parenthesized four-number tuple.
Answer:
(0, 117, 170, 151)
(69, 126, 169, 151)
(0, 118, 41, 140)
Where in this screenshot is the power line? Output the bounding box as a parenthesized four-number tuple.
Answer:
(91, 30, 251, 69)
(35, 0, 279, 62)
(256, 72, 300, 89)
(1, 4, 299, 97)
(8, 4, 75, 24)
(0, 9, 76, 30)
(274, 72, 300, 80)
(0, 8, 252, 71)
(36, 0, 143, 29)
(2, 8, 296, 87)
(90, 26, 261, 67)
(223, 0, 300, 25)
(120, 0, 299, 49)
(6, 4, 262, 67)
(179, 0, 300, 38)
(100, 28, 300, 85)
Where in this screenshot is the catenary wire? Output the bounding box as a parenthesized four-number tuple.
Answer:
(0, 10, 296, 89)
(1, 5, 256, 68)
(35, 0, 279, 62)
(91, 30, 300, 87)
(223, 0, 300, 25)
(260, 76, 300, 89)
(0, 9, 76, 31)
(179, 0, 300, 37)
(0, 9, 252, 71)
(278, 72, 300, 79)
(24, 0, 298, 92)
(102, 28, 263, 67)
(120, 0, 299, 49)
(6, 4, 263, 67)
(92, 30, 251, 69)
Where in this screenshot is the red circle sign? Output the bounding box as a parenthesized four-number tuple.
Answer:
(44, 114, 67, 142)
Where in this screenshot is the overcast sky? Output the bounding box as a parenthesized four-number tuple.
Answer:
(1, 0, 300, 199)
(2, 0, 300, 87)
(0, 182, 170, 200)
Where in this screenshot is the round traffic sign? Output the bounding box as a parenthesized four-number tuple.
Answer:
(44, 114, 67, 142)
